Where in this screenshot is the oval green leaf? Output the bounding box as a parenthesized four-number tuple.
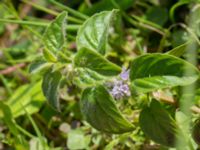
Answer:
(6, 81, 44, 118)
(76, 10, 118, 55)
(139, 100, 178, 147)
(80, 85, 134, 134)
(73, 68, 106, 87)
(74, 47, 121, 76)
(29, 59, 52, 74)
(130, 54, 200, 93)
(43, 11, 67, 54)
(42, 69, 62, 111)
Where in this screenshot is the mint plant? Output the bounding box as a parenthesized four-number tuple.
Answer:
(30, 9, 200, 149)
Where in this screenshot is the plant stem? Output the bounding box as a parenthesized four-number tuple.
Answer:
(67, 16, 84, 24)
(50, 0, 89, 20)
(0, 19, 80, 30)
(66, 25, 81, 31)
(22, 0, 59, 16)
(21, 103, 47, 148)
(16, 124, 35, 138)
(110, 0, 166, 36)
(152, 91, 200, 114)
(0, 18, 48, 26)
(0, 75, 12, 95)
(22, 0, 83, 24)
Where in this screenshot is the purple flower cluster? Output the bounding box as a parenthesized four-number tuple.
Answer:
(109, 68, 131, 100)
(110, 80, 131, 100)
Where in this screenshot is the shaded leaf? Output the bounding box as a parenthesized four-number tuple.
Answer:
(139, 100, 178, 147)
(80, 85, 134, 133)
(29, 60, 52, 74)
(74, 47, 121, 76)
(73, 68, 106, 87)
(0, 101, 19, 136)
(42, 69, 62, 110)
(192, 119, 200, 145)
(171, 29, 189, 48)
(146, 6, 168, 27)
(80, 0, 135, 15)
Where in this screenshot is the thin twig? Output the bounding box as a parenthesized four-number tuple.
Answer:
(152, 90, 200, 114)
(0, 63, 26, 75)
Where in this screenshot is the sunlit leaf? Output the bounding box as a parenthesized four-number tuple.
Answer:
(76, 10, 118, 55)
(43, 11, 67, 54)
(6, 82, 44, 118)
(67, 129, 90, 149)
(130, 54, 200, 94)
(167, 41, 191, 57)
(43, 48, 57, 62)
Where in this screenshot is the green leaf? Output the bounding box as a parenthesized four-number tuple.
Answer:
(42, 69, 62, 110)
(139, 100, 178, 147)
(195, 88, 200, 104)
(43, 48, 57, 62)
(80, 0, 135, 15)
(167, 41, 191, 57)
(76, 10, 118, 55)
(104, 139, 119, 150)
(29, 60, 52, 74)
(192, 118, 200, 145)
(171, 29, 189, 48)
(80, 85, 134, 134)
(190, 5, 200, 37)
(145, 6, 168, 27)
(6, 82, 44, 118)
(67, 129, 90, 150)
(0, 101, 19, 136)
(130, 54, 200, 94)
(73, 68, 106, 87)
(74, 47, 121, 76)
(43, 11, 67, 54)
(29, 138, 45, 150)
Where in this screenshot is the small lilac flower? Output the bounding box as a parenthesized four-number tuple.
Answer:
(120, 67, 130, 81)
(106, 67, 131, 100)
